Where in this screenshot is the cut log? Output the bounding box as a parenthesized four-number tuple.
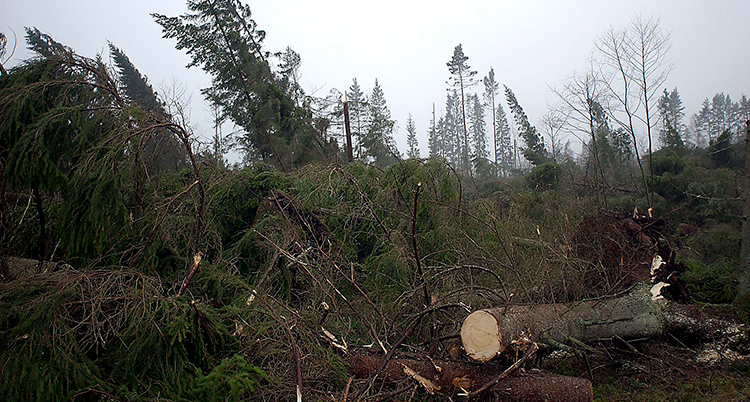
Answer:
(462, 284, 664, 361)
(347, 354, 593, 402)
(461, 283, 747, 362)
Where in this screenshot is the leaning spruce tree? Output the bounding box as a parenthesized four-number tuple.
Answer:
(109, 43, 188, 172)
(153, 0, 329, 171)
(505, 85, 547, 166)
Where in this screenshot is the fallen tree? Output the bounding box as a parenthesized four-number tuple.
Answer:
(347, 354, 593, 402)
(461, 283, 747, 362)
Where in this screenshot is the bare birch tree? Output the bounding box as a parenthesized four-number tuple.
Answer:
(540, 108, 567, 165)
(595, 15, 672, 209)
(552, 67, 610, 206)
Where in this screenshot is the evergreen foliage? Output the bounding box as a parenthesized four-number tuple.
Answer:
(347, 78, 368, 157)
(483, 67, 506, 173)
(24, 27, 71, 57)
(468, 93, 488, 161)
(360, 79, 397, 167)
(405, 112, 419, 158)
(153, 0, 331, 171)
(276, 46, 304, 107)
(109, 43, 188, 172)
(427, 105, 439, 158)
(505, 85, 547, 166)
(446, 44, 477, 172)
(694, 92, 745, 145)
(108, 43, 161, 112)
(658, 87, 685, 149)
(440, 90, 462, 165)
(495, 103, 513, 176)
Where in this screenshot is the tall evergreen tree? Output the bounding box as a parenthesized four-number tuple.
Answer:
(431, 115, 446, 158)
(361, 79, 397, 167)
(109, 44, 162, 112)
(468, 93, 488, 160)
(495, 104, 512, 176)
(504, 85, 547, 166)
(1, 29, 141, 260)
(483, 67, 500, 166)
(436, 91, 457, 162)
(445, 90, 462, 166)
(739, 94, 750, 124)
(657, 87, 685, 149)
(695, 98, 713, 144)
(446, 44, 476, 172)
(276, 46, 304, 107)
(109, 44, 187, 171)
(694, 93, 742, 144)
(428, 103, 439, 158)
(348, 78, 367, 157)
(153, 0, 328, 171)
(405, 113, 419, 158)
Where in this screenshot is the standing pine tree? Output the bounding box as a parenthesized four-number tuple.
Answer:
(406, 113, 419, 158)
(446, 44, 477, 172)
(483, 68, 500, 166)
(505, 85, 547, 166)
(153, 0, 328, 171)
(433, 115, 446, 159)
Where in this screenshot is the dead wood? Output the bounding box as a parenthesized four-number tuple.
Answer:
(460, 284, 747, 362)
(176, 252, 203, 298)
(466, 342, 538, 400)
(571, 211, 690, 302)
(347, 354, 593, 402)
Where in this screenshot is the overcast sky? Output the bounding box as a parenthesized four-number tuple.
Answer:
(2, 0, 749, 158)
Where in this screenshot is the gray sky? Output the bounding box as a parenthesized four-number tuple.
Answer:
(2, 0, 749, 158)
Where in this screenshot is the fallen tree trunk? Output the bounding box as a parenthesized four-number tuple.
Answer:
(347, 354, 593, 402)
(461, 283, 746, 362)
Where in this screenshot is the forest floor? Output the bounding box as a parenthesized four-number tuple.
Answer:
(545, 340, 750, 401)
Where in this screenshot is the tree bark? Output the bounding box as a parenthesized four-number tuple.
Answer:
(462, 284, 664, 362)
(347, 354, 593, 402)
(32, 187, 47, 264)
(461, 284, 746, 362)
(343, 96, 354, 162)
